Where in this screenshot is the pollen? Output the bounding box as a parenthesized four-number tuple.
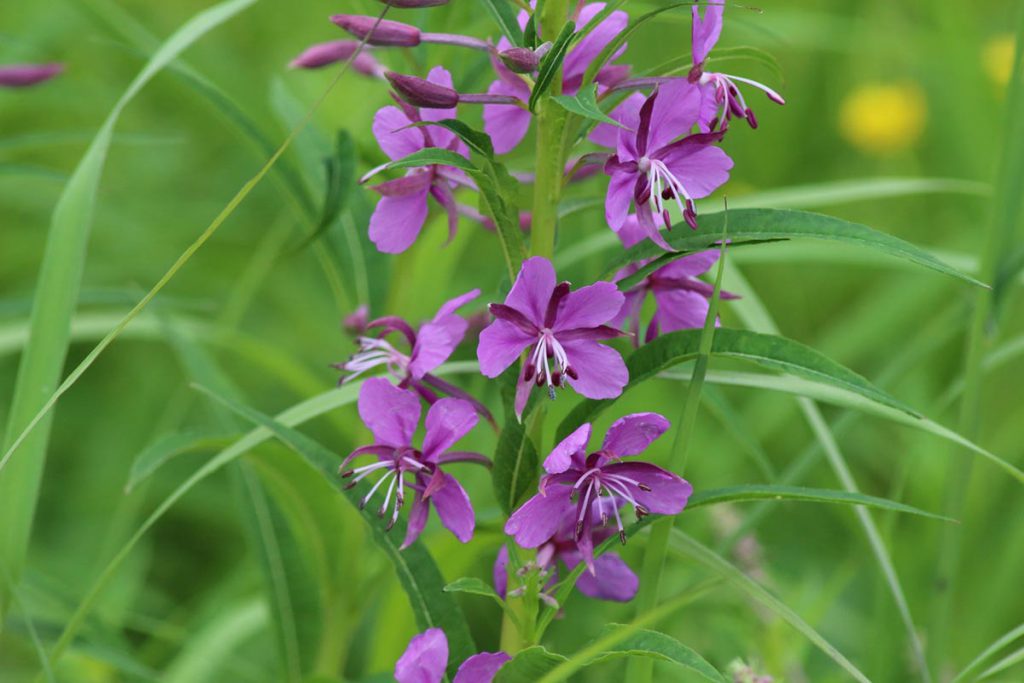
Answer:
(838, 82, 927, 156)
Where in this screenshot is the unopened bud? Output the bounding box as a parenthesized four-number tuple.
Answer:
(331, 15, 421, 47)
(499, 47, 540, 74)
(289, 41, 382, 77)
(386, 71, 459, 108)
(378, 0, 449, 6)
(0, 62, 63, 88)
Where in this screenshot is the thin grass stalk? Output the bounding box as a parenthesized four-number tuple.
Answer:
(627, 222, 729, 683)
(931, 8, 1024, 669)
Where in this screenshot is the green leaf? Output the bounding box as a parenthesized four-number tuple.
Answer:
(125, 429, 232, 492)
(195, 385, 477, 677)
(557, 327, 918, 441)
(444, 577, 500, 599)
(494, 647, 569, 683)
(0, 0, 258, 613)
(385, 147, 476, 172)
(669, 531, 871, 683)
(551, 84, 624, 127)
(164, 599, 268, 683)
(290, 130, 357, 252)
(480, 0, 524, 47)
(529, 22, 577, 112)
(492, 418, 540, 517)
(610, 209, 985, 289)
(583, 627, 726, 682)
(951, 622, 1024, 683)
(581, 1, 692, 87)
(687, 484, 953, 521)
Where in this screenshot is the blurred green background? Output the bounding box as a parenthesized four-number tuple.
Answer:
(1, 1, 1022, 681)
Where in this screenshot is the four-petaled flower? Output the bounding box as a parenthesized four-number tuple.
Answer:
(612, 218, 738, 342)
(334, 290, 491, 420)
(483, 2, 630, 154)
(493, 501, 639, 604)
(688, 1, 785, 132)
(603, 81, 733, 248)
(340, 379, 489, 548)
(395, 628, 510, 683)
(505, 413, 692, 569)
(366, 66, 472, 253)
(477, 257, 629, 417)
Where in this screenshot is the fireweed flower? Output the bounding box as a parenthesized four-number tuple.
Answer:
(483, 2, 630, 154)
(340, 379, 488, 548)
(335, 290, 492, 419)
(288, 40, 384, 76)
(603, 81, 732, 247)
(364, 66, 471, 253)
(477, 257, 628, 417)
(0, 63, 63, 88)
(505, 413, 692, 569)
(688, 1, 785, 131)
(611, 218, 738, 343)
(493, 503, 639, 603)
(395, 628, 509, 683)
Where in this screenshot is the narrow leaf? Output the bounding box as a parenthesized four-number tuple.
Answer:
(444, 577, 501, 600)
(386, 147, 476, 172)
(480, 0, 524, 47)
(529, 22, 577, 111)
(126, 429, 232, 492)
(551, 84, 624, 127)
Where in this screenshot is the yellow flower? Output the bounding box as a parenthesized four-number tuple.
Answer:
(838, 83, 927, 156)
(984, 34, 1016, 88)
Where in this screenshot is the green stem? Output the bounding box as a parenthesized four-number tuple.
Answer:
(530, 0, 571, 259)
(930, 9, 1024, 669)
(627, 231, 728, 683)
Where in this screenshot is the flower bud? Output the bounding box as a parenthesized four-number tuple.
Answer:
(499, 47, 540, 74)
(289, 40, 383, 77)
(0, 62, 63, 88)
(385, 71, 459, 108)
(330, 15, 421, 47)
(377, 0, 449, 6)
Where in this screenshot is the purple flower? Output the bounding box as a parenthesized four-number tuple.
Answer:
(0, 63, 63, 88)
(365, 66, 471, 253)
(603, 81, 732, 248)
(395, 628, 509, 683)
(288, 40, 383, 76)
(335, 290, 492, 420)
(505, 413, 692, 569)
(688, 1, 785, 131)
(493, 502, 639, 603)
(611, 219, 738, 343)
(483, 2, 630, 154)
(340, 379, 488, 548)
(477, 257, 628, 417)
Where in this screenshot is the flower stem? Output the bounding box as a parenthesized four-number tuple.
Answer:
(627, 227, 729, 683)
(529, 0, 571, 259)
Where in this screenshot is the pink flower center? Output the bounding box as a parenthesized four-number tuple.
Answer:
(523, 329, 578, 399)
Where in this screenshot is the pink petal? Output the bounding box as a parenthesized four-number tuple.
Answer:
(505, 488, 574, 548)
(477, 319, 534, 378)
(395, 628, 448, 683)
(589, 92, 644, 148)
(454, 652, 511, 683)
(648, 80, 703, 152)
(483, 78, 531, 155)
(561, 340, 628, 400)
(409, 314, 468, 378)
(564, 550, 639, 602)
(658, 140, 733, 198)
(368, 188, 430, 253)
(357, 378, 422, 448)
(552, 281, 624, 331)
(505, 256, 556, 325)
(436, 288, 481, 318)
(603, 461, 692, 514)
(419, 66, 459, 147)
(543, 423, 592, 474)
(651, 288, 711, 333)
(493, 545, 510, 598)
(658, 250, 719, 278)
(401, 493, 430, 549)
(422, 398, 478, 461)
(514, 374, 533, 419)
(429, 472, 475, 543)
(372, 105, 424, 161)
(605, 171, 635, 232)
(692, 2, 724, 66)
(602, 413, 670, 457)
(563, 4, 629, 83)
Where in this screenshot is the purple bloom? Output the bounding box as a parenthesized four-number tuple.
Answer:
(611, 218, 738, 343)
(603, 81, 732, 248)
(341, 379, 488, 548)
(493, 502, 639, 603)
(477, 257, 628, 417)
(0, 63, 63, 88)
(335, 290, 492, 420)
(288, 40, 383, 76)
(395, 628, 509, 683)
(505, 413, 692, 569)
(365, 66, 471, 253)
(688, 1, 785, 131)
(483, 2, 630, 154)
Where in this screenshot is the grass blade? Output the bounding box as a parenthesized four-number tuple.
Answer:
(952, 622, 1024, 683)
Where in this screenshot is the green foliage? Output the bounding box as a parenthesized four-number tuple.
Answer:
(551, 84, 625, 127)
(529, 22, 577, 111)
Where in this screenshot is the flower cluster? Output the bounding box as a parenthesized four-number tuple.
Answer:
(307, 0, 783, 674)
